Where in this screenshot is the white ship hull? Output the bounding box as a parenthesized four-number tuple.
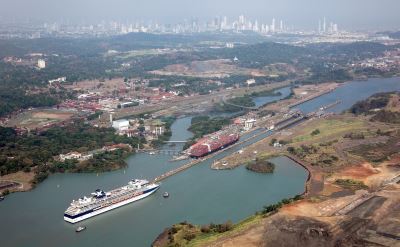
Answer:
(64, 185, 159, 224)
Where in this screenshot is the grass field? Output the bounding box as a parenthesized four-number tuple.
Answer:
(292, 117, 366, 143)
(6, 109, 75, 129)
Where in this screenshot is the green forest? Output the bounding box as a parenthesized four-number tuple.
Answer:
(0, 121, 144, 183)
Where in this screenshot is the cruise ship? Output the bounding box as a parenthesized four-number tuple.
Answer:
(64, 179, 160, 223)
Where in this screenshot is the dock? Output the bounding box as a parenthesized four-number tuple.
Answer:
(153, 159, 202, 182)
(288, 87, 337, 108)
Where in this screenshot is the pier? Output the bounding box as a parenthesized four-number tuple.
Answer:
(137, 149, 182, 155)
(288, 87, 337, 108)
(153, 159, 201, 182)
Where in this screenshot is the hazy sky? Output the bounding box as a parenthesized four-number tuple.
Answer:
(1, 0, 399, 30)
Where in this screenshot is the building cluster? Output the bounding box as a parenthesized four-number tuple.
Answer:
(59, 99, 102, 112)
(0, 15, 300, 39)
(318, 17, 339, 34)
(59, 84, 183, 114)
(351, 49, 400, 72)
(58, 143, 132, 162)
(111, 117, 166, 141)
(40, 15, 291, 35)
(3, 56, 42, 67)
(233, 114, 257, 131)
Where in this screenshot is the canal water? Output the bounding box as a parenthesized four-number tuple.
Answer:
(1, 77, 399, 247)
(294, 77, 400, 114)
(252, 86, 292, 107)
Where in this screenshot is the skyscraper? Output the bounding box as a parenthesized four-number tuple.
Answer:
(318, 19, 321, 33)
(271, 18, 276, 33)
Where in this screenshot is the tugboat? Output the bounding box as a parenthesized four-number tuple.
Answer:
(163, 192, 169, 198)
(75, 226, 86, 233)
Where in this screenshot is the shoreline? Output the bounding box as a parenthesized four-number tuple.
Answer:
(282, 154, 313, 197)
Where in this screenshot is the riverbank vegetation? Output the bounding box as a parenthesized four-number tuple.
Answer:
(188, 116, 230, 139)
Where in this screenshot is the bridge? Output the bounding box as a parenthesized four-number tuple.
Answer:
(163, 140, 187, 143)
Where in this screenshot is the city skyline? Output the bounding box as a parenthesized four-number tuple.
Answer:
(1, 0, 400, 31)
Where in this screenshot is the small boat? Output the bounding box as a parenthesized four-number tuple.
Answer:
(163, 192, 169, 198)
(0, 196, 5, 201)
(149, 151, 156, 155)
(75, 226, 86, 233)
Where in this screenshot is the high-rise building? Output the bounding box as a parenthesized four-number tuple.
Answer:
(271, 18, 276, 32)
(323, 17, 326, 33)
(222, 16, 228, 29)
(318, 20, 321, 33)
(253, 20, 259, 32)
(333, 23, 338, 33)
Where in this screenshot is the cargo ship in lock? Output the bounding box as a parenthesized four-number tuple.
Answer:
(64, 179, 159, 224)
(188, 133, 239, 158)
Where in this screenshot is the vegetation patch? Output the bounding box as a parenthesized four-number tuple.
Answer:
(287, 144, 339, 167)
(371, 110, 400, 124)
(311, 129, 320, 136)
(246, 158, 275, 173)
(250, 89, 282, 97)
(349, 92, 400, 124)
(349, 92, 393, 115)
(348, 133, 400, 163)
(335, 179, 368, 190)
(213, 95, 255, 113)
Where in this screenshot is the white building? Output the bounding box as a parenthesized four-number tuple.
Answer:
(226, 42, 234, 48)
(48, 77, 66, 85)
(245, 79, 256, 86)
(37, 59, 46, 69)
(112, 119, 130, 131)
(244, 119, 256, 130)
(59, 152, 81, 161)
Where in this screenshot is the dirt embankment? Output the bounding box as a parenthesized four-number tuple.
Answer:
(0, 171, 35, 194)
